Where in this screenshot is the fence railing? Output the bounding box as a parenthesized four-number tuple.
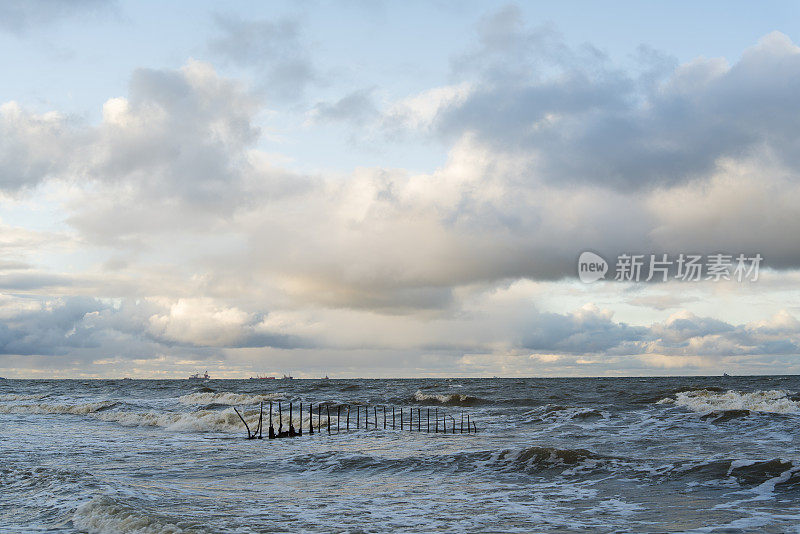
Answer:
(233, 401, 478, 439)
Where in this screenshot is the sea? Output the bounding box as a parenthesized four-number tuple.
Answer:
(2, 376, 800, 533)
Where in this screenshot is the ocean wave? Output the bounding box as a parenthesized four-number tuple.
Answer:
(178, 391, 283, 406)
(1, 465, 92, 494)
(0, 400, 117, 415)
(658, 389, 800, 414)
(287, 444, 800, 491)
(412, 390, 484, 406)
(95, 408, 256, 433)
(0, 393, 48, 401)
(95, 408, 330, 434)
(664, 458, 800, 489)
(488, 446, 607, 473)
(700, 409, 751, 422)
(0, 397, 328, 434)
(289, 446, 612, 477)
(72, 496, 206, 534)
(524, 404, 608, 424)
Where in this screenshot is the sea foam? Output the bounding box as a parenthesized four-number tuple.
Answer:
(72, 496, 202, 534)
(413, 390, 483, 406)
(0, 401, 116, 415)
(178, 391, 283, 406)
(659, 389, 800, 414)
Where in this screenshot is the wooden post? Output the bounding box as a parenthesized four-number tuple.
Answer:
(460, 412, 463, 434)
(383, 406, 386, 429)
(337, 405, 340, 433)
(435, 408, 438, 433)
(309, 403, 313, 435)
(326, 405, 330, 434)
(347, 405, 350, 430)
(392, 406, 395, 429)
(289, 402, 294, 436)
(417, 408, 421, 432)
(269, 402, 275, 439)
(466, 414, 470, 433)
(374, 406, 377, 430)
(400, 408, 403, 430)
(257, 402, 263, 439)
(356, 405, 360, 429)
(427, 408, 430, 433)
(298, 403, 302, 436)
(472, 421, 477, 433)
(278, 402, 283, 435)
(233, 406, 252, 439)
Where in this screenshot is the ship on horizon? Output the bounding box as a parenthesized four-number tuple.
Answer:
(188, 371, 210, 380)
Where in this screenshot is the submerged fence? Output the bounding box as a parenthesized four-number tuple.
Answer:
(233, 401, 478, 439)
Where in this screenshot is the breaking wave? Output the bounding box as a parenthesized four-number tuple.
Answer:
(291, 445, 800, 490)
(524, 404, 608, 423)
(0, 397, 328, 433)
(72, 496, 205, 534)
(289, 446, 613, 477)
(412, 390, 484, 406)
(178, 391, 283, 406)
(658, 389, 800, 414)
(0, 401, 117, 415)
(96, 408, 330, 433)
(663, 458, 800, 489)
(0, 393, 48, 401)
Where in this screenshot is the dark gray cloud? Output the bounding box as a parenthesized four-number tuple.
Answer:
(416, 7, 800, 192)
(521, 306, 800, 359)
(1, 294, 797, 369)
(311, 89, 379, 125)
(0, 296, 106, 355)
(521, 305, 646, 353)
(208, 14, 321, 101)
(0, 296, 311, 358)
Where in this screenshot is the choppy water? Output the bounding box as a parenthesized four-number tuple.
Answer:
(2, 377, 800, 533)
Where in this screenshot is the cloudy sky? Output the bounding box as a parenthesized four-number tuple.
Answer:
(1, 1, 799, 378)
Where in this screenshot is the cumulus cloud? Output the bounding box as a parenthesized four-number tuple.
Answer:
(0, 103, 75, 191)
(4, 28, 799, 296)
(2, 8, 799, 376)
(0, 295, 309, 361)
(427, 11, 800, 193)
(521, 304, 646, 353)
(2, 285, 797, 376)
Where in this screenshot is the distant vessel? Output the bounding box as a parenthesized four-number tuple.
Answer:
(188, 371, 210, 380)
(281, 374, 293, 380)
(322, 375, 330, 380)
(249, 375, 276, 380)
(723, 372, 730, 377)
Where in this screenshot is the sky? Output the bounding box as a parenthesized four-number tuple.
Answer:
(1, 0, 800, 378)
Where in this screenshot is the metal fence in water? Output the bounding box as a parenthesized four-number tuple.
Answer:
(233, 401, 478, 439)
